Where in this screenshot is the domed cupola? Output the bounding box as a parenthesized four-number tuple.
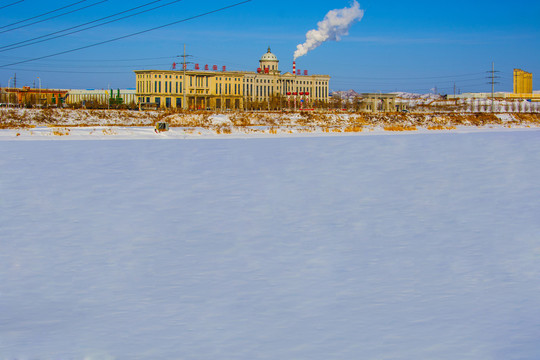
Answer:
(259, 46, 279, 73)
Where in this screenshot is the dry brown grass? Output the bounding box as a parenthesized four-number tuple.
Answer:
(384, 125, 418, 131)
(349, 116, 371, 126)
(52, 128, 70, 136)
(295, 111, 330, 126)
(0, 108, 539, 131)
(0, 121, 35, 129)
(215, 126, 232, 134)
(344, 125, 363, 132)
(427, 125, 457, 130)
(230, 112, 253, 126)
(514, 113, 540, 124)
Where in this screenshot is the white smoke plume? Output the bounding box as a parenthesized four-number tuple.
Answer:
(293, 1, 364, 60)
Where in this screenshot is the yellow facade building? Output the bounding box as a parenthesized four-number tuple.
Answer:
(513, 69, 533, 94)
(134, 47, 330, 110)
(135, 70, 243, 110)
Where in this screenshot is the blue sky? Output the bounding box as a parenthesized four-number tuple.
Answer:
(0, 0, 538, 93)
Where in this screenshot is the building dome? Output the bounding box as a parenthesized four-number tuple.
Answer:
(259, 46, 279, 73)
(260, 47, 278, 62)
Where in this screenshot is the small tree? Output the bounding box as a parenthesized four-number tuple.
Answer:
(330, 94, 343, 110)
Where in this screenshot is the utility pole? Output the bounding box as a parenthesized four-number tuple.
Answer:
(487, 62, 500, 113)
(183, 44, 186, 110)
(8, 77, 13, 105)
(37, 77, 41, 107)
(181, 44, 192, 110)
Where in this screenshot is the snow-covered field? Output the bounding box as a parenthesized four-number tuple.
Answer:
(1, 131, 540, 360)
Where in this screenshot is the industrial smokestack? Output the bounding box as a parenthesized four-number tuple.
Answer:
(293, 61, 296, 75)
(293, 1, 364, 60)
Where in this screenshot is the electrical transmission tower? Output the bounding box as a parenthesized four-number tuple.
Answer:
(486, 62, 500, 112)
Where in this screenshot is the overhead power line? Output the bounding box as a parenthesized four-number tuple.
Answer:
(0, 0, 253, 68)
(0, 0, 183, 53)
(0, 66, 173, 74)
(0, 0, 23, 10)
(332, 76, 487, 85)
(0, 55, 178, 63)
(0, 0, 87, 30)
(332, 72, 486, 81)
(0, 0, 108, 35)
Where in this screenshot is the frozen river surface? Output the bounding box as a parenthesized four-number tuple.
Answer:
(1, 131, 540, 360)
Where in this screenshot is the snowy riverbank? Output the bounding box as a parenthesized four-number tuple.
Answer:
(1, 123, 539, 141)
(1, 108, 539, 136)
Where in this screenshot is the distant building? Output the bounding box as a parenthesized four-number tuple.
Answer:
(1, 86, 68, 106)
(0, 87, 137, 107)
(134, 47, 331, 110)
(65, 89, 136, 106)
(448, 69, 538, 101)
(360, 93, 400, 112)
(448, 92, 540, 101)
(513, 69, 533, 94)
